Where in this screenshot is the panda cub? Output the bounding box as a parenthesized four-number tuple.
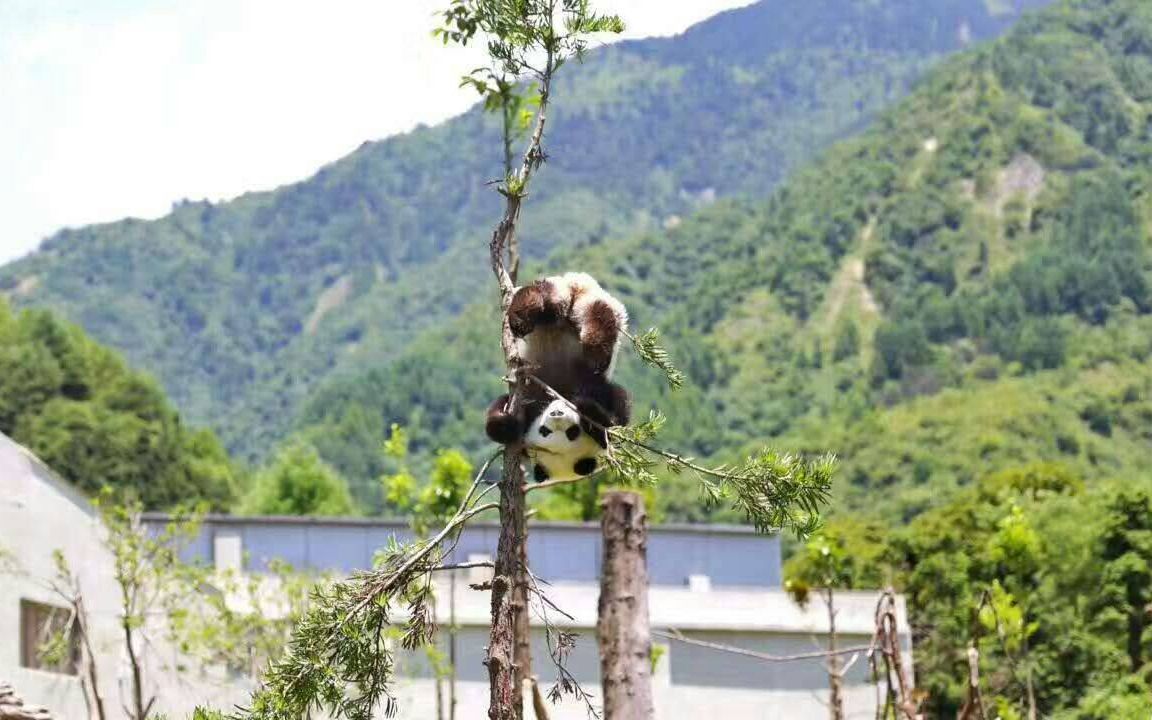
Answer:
(485, 272, 632, 482)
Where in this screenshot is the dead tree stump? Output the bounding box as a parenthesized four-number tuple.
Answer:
(597, 491, 654, 720)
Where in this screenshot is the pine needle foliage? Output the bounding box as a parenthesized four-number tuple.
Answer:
(235, 538, 450, 720)
(628, 328, 685, 390)
(704, 450, 836, 536)
(607, 420, 834, 537)
(615, 325, 833, 535)
(229, 444, 499, 720)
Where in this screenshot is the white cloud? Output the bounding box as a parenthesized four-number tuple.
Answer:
(0, 0, 752, 264)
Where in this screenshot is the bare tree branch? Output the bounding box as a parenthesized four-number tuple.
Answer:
(655, 629, 871, 663)
(957, 644, 989, 720)
(868, 590, 920, 720)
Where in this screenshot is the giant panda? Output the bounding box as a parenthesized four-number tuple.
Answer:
(485, 272, 632, 482)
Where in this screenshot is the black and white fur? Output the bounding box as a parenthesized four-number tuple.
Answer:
(485, 272, 632, 482)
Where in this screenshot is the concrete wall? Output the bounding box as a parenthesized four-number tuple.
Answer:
(0, 438, 99, 720)
(0, 434, 251, 719)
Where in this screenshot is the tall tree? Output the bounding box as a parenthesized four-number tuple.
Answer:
(240, 439, 358, 517)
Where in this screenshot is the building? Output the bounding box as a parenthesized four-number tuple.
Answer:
(1, 431, 912, 718)
(0, 433, 251, 720)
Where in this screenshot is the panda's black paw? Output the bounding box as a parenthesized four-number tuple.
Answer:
(573, 457, 598, 476)
(485, 393, 525, 444)
(508, 281, 561, 337)
(533, 464, 550, 483)
(486, 413, 523, 445)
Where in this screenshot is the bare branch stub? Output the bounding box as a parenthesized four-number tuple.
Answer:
(868, 589, 920, 720)
(957, 644, 989, 720)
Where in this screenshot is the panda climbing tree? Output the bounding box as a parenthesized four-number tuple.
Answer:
(485, 272, 632, 484)
(232, 3, 835, 720)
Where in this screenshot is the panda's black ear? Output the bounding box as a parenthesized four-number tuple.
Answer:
(533, 464, 550, 483)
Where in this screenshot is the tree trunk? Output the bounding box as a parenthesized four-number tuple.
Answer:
(122, 622, 146, 720)
(484, 45, 553, 719)
(449, 570, 458, 720)
(597, 491, 654, 720)
(74, 595, 107, 720)
(514, 533, 532, 707)
(825, 588, 844, 720)
(487, 443, 527, 720)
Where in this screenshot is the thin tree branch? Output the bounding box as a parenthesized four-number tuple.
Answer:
(655, 629, 871, 663)
(523, 468, 609, 494)
(976, 589, 1036, 719)
(527, 372, 817, 486)
(868, 590, 919, 720)
(524, 557, 600, 718)
(342, 500, 500, 625)
(431, 561, 496, 572)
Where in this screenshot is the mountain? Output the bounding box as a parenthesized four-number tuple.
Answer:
(0, 0, 1047, 465)
(299, 0, 1152, 515)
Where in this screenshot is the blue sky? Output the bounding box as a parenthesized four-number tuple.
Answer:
(0, 0, 752, 264)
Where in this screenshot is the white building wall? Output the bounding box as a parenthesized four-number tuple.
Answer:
(0, 433, 251, 719)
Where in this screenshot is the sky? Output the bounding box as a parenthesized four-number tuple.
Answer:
(0, 0, 753, 265)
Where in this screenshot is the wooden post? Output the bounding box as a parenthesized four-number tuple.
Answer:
(597, 491, 654, 720)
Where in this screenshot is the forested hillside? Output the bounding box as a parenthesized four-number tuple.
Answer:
(0, 299, 236, 509)
(0, 0, 1045, 462)
(300, 0, 1152, 516)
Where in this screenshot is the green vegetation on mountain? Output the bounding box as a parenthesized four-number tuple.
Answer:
(304, 0, 1152, 517)
(0, 298, 236, 509)
(0, 0, 1045, 466)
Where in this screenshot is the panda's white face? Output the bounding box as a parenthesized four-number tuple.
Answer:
(525, 399, 604, 482)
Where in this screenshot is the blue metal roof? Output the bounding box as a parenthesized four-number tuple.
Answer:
(147, 515, 782, 588)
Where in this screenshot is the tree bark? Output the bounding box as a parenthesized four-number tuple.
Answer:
(74, 595, 107, 720)
(487, 445, 527, 720)
(486, 257, 528, 720)
(957, 644, 987, 720)
(449, 570, 458, 720)
(514, 534, 532, 710)
(825, 588, 845, 720)
(875, 590, 918, 720)
(485, 41, 555, 720)
(122, 620, 146, 720)
(597, 491, 654, 720)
